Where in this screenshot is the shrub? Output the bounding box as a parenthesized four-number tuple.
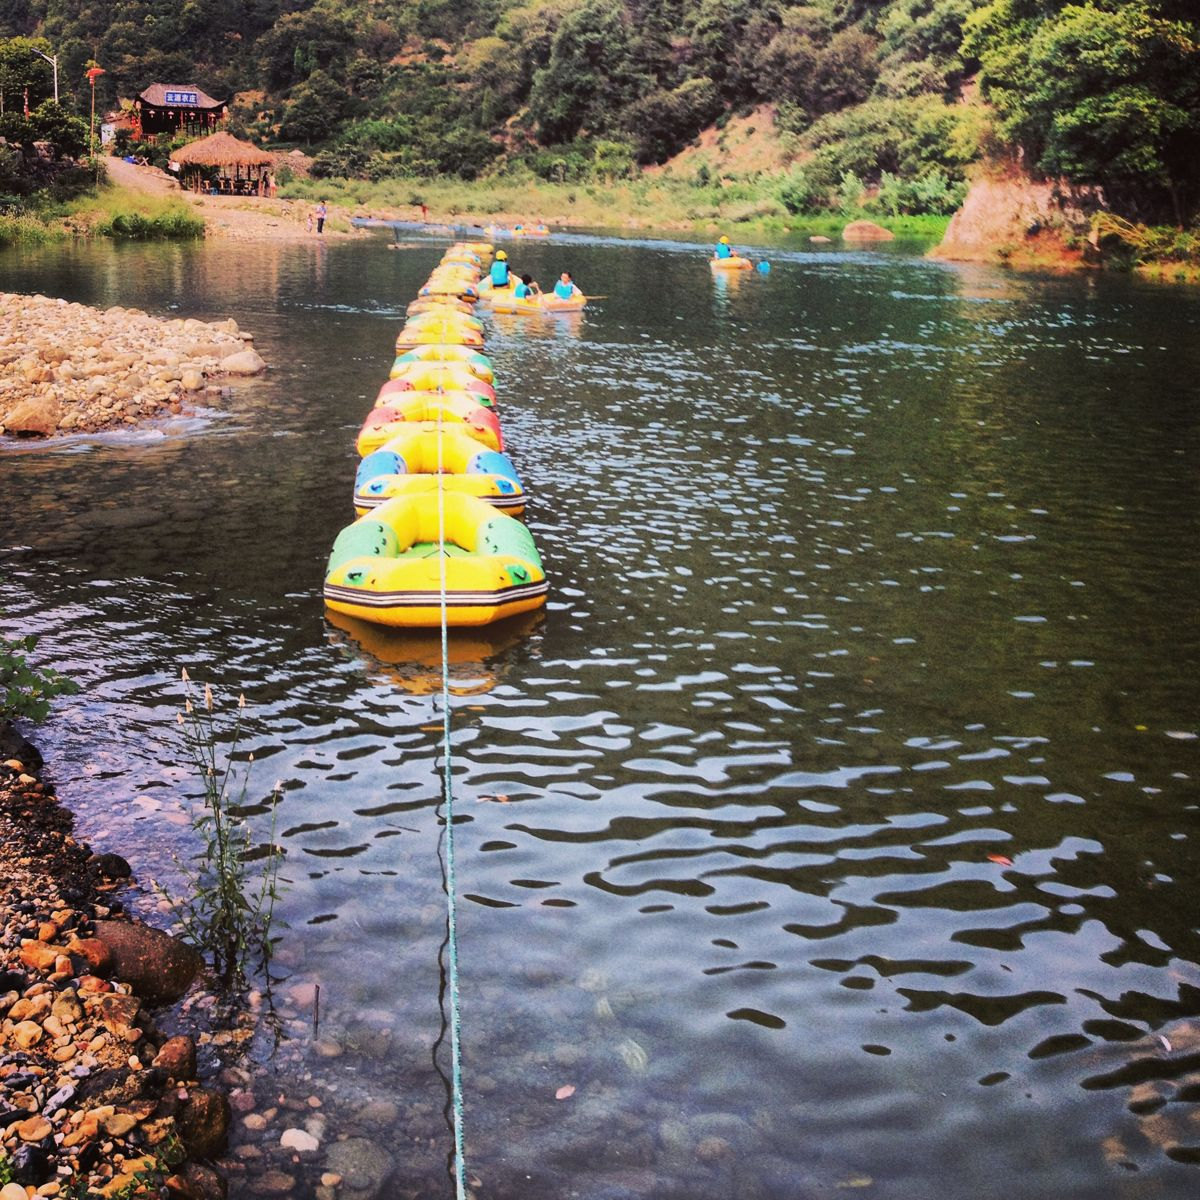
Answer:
(0, 632, 78, 725)
(777, 167, 829, 214)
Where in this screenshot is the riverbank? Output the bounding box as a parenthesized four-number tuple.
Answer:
(0, 728, 227, 1198)
(279, 173, 953, 246)
(95, 159, 367, 244)
(0, 293, 266, 441)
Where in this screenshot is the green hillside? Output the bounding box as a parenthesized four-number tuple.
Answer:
(2, 1, 1199, 222)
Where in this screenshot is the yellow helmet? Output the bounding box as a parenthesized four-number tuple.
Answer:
(496, 250, 507, 260)
(719, 236, 729, 244)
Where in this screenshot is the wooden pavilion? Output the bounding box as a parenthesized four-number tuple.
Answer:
(134, 84, 226, 139)
(171, 131, 275, 197)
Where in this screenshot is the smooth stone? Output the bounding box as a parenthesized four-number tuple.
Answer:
(322, 1137, 395, 1197)
(175, 1087, 231, 1159)
(249, 1171, 294, 1196)
(280, 1127, 319, 1152)
(218, 349, 267, 375)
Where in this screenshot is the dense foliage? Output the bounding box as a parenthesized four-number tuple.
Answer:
(2, 0, 1198, 220)
(965, 1, 1200, 221)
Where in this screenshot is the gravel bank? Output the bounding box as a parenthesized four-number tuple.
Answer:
(0, 729, 229, 1198)
(0, 293, 267, 440)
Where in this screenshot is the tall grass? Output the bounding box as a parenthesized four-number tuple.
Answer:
(154, 670, 285, 989)
(0, 212, 61, 246)
(63, 186, 205, 240)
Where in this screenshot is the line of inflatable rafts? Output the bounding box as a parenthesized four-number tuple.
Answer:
(323, 242, 549, 628)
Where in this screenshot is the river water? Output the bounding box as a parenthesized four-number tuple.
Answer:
(2, 229, 1199, 1199)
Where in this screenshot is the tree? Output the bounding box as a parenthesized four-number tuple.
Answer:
(0, 37, 57, 115)
(529, 0, 645, 143)
(625, 76, 721, 163)
(258, 5, 358, 91)
(29, 100, 89, 157)
(278, 69, 352, 144)
(966, 0, 1200, 220)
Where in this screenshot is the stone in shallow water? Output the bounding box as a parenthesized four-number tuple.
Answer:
(280, 1127, 319, 1152)
(323, 1137, 395, 1197)
(91, 920, 201, 1003)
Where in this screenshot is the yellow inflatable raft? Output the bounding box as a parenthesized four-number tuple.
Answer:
(390, 345, 494, 384)
(395, 320, 485, 349)
(324, 492, 547, 628)
(379, 370, 497, 407)
(489, 293, 545, 316)
(357, 396, 503, 457)
(404, 309, 484, 332)
(540, 292, 588, 311)
(711, 255, 752, 271)
(353, 427, 526, 516)
(407, 297, 475, 317)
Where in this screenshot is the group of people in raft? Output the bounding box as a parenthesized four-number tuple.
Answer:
(488, 250, 583, 303)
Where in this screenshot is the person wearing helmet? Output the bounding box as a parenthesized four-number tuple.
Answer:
(490, 250, 511, 288)
(714, 235, 733, 260)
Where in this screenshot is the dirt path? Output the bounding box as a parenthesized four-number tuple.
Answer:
(104, 154, 365, 242)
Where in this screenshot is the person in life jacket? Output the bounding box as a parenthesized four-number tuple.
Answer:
(514, 273, 541, 300)
(714, 235, 733, 259)
(490, 251, 511, 288)
(554, 272, 582, 300)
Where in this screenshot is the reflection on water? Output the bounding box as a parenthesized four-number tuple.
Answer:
(325, 609, 545, 696)
(3, 231, 1200, 1199)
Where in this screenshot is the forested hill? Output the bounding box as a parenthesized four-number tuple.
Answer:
(2, 1, 1198, 221)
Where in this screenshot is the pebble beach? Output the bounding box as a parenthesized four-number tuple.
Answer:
(0, 735, 229, 1199)
(0, 292, 266, 441)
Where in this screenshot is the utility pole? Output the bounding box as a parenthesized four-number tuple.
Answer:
(86, 64, 105, 158)
(32, 49, 58, 104)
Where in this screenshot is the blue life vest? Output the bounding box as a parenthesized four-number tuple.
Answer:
(514, 281, 532, 299)
(490, 261, 509, 286)
(554, 280, 575, 300)
(715, 242, 732, 259)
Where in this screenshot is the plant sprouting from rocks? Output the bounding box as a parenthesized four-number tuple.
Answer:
(156, 669, 284, 988)
(0, 627, 79, 725)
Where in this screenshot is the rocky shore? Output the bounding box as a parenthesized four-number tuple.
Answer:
(0, 731, 230, 1198)
(0, 293, 267, 440)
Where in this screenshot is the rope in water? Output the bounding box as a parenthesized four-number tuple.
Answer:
(436, 409, 469, 1200)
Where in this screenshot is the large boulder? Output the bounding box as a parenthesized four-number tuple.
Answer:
(91, 920, 202, 1003)
(2, 395, 63, 436)
(931, 158, 1106, 267)
(218, 349, 266, 376)
(842, 219, 895, 241)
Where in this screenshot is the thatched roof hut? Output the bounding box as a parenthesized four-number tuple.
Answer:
(172, 132, 274, 195)
(172, 131, 273, 169)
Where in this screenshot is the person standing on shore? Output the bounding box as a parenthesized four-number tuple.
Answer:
(316, 200, 327, 234)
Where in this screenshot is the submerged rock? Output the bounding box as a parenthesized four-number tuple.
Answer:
(91, 919, 202, 1002)
(323, 1137, 395, 1199)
